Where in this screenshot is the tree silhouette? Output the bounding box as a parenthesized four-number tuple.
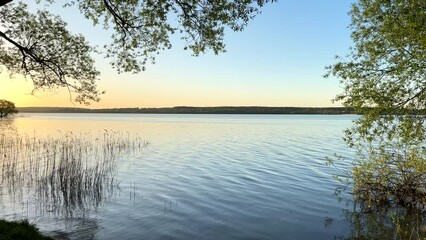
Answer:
(0, 0, 273, 104)
(0, 100, 18, 118)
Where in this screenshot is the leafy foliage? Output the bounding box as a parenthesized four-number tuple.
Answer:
(0, 0, 273, 104)
(351, 137, 426, 210)
(0, 99, 18, 118)
(0, 3, 101, 104)
(326, 0, 426, 211)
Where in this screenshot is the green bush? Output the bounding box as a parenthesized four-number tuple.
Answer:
(352, 146, 426, 211)
(0, 219, 53, 240)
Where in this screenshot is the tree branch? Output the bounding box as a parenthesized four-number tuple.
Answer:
(0, 30, 70, 88)
(0, 30, 43, 64)
(0, 0, 13, 8)
(395, 85, 426, 108)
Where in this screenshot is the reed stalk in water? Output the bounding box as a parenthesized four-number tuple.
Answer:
(0, 130, 147, 218)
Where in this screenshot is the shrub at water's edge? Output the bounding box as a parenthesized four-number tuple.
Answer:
(327, 117, 426, 239)
(0, 100, 18, 118)
(0, 219, 53, 240)
(328, 116, 426, 212)
(326, 0, 426, 219)
(352, 144, 426, 211)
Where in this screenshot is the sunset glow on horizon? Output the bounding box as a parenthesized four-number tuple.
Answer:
(1, 1, 353, 109)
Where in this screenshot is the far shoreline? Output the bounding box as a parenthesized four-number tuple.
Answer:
(16, 106, 354, 115)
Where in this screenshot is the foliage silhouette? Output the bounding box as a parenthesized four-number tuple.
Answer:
(0, 99, 18, 118)
(326, 0, 426, 212)
(0, 0, 273, 104)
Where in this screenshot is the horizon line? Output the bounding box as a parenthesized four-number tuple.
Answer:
(17, 105, 346, 109)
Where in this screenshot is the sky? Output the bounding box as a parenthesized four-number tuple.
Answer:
(0, 0, 354, 108)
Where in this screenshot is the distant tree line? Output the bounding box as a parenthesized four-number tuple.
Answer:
(17, 106, 355, 115)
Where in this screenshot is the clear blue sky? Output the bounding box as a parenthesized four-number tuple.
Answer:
(1, 0, 354, 108)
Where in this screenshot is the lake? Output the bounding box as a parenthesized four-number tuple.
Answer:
(0, 113, 357, 239)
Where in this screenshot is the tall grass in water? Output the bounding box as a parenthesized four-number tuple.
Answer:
(0, 130, 147, 218)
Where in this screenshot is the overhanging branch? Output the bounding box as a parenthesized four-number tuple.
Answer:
(0, 0, 13, 8)
(0, 30, 70, 88)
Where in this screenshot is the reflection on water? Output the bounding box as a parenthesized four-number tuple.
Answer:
(0, 127, 147, 225)
(48, 218, 100, 240)
(0, 114, 424, 239)
(0, 117, 17, 134)
(331, 204, 426, 239)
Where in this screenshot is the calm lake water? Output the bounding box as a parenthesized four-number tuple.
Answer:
(0, 113, 357, 239)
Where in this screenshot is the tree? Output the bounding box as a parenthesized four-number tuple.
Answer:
(326, 0, 426, 211)
(0, 100, 18, 118)
(0, 0, 273, 104)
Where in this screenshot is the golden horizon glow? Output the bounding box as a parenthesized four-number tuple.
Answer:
(1, 70, 341, 109)
(0, 1, 350, 109)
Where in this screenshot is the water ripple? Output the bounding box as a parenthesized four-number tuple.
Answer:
(1, 114, 358, 239)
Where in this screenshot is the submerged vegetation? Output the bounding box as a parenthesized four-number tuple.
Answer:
(352, 142, 426, 212)
(334, 207, 426, 240)
(0, 130, 147, 218)
(328, 123, 426, 212)
(327, 117, 426, 239)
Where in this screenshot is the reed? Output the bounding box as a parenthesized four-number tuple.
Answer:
(0, 130, 147, 218)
